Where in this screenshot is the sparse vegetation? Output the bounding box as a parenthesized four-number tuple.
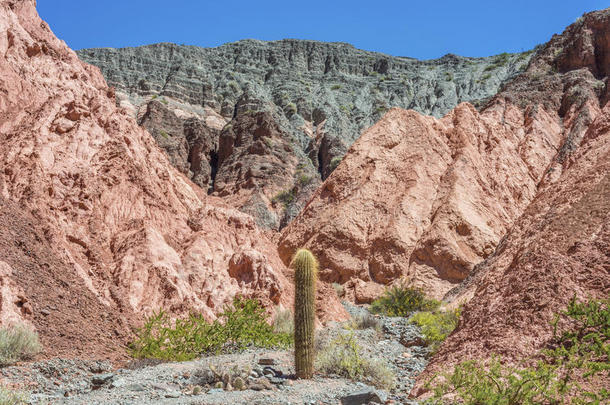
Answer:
(0, 324, 41, 367)
(159, 130, 169, 139)
(284, 102, 297, 115)
(329, 156, 342, 172)
(0, 386, 28, 405)
(370, 283, 440, 317)
(129, 297, 292, 361)
(332, 282, 345, 298)
(262, 136, 274, 148)
(349, 313, 382, 332)
(481, 73, 492, 81)
(272, 307, 294, 335)
(297, 173, 313, 187)
(425, 297, 610, 404)
(316, 330, 395, 389)
(410, 307, 460, 353)
(445, 72, 453, 81)
(271, 189, 295, 208)
(331, 84, 342, 90)
(160, 97, 168, 105)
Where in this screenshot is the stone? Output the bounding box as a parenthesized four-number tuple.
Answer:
(257, 357, 276, 366)
(340, 389, 388, 405)
(91, 373, 114, 386)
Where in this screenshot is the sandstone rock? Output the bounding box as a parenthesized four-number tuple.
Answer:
(279, 9, 609, 300)
(0, 0, 328, 361)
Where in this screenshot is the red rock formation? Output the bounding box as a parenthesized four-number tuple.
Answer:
(278, 9, 609, 301)
(0, 0, 346, 360)
(412, 103, 610, 395)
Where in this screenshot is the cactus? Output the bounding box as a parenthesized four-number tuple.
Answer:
(291, 248, 317, 378)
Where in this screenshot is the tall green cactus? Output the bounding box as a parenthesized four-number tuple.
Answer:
(291, 248, 317, 379)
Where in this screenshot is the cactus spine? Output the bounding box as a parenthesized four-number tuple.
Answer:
(291, 248, 317, 379)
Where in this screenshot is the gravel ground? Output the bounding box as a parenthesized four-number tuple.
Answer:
(0, 304, 426, 404)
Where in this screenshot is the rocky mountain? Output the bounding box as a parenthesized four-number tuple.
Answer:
(0, 0, 345, 361)
(77, 41, 531, 229)
(413, 9, 610, 393)
(279, 7, 609, 307)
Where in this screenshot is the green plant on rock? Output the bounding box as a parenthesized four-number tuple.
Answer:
(410, 307, 461, 353)
(425, 297, 610, 404)
(291, 249, 317, 379)
(329, 156, 342, 172)
(371, 283, 440, 317)
(0, 323, 41, 367)
(129, 297, 292, 361)
(271, 189, 295, 208)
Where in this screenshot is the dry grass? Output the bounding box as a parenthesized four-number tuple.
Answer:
(0, 324, 41, 367)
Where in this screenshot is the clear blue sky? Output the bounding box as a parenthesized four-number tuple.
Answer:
(37, 0, 607, 59)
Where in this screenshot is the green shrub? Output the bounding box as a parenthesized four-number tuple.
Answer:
(297, 174, 313, 187)
(370, 284, 440, 317)
(329, 156, 342, 172)
(425, 297, 610, 404)
(410, 307, 461, 352)
(445, 72, 453, 81)
(0, 386, 28, 405)
(284, 103, 297, 115)
(425, 355, 563, 405)
(159, 130, 169, 139)
(0, 324, 41, 367)
(331, 84, 342, 90)
(262, 136, 274, 148)
(316, 331, 395, 389)
(130, 297, 292, 361)
(271, 189, 295, 208)
(482, 73, 492, 81)
(160, 98, 168, 105)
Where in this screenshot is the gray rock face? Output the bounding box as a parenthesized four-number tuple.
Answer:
(77, 40, 531, 227)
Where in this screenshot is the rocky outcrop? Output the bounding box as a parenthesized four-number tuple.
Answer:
(411, 10, 610, 390)
(278, 9, 609, 300)
(77, 41, 530, 228)
(0, 0, 346, 361)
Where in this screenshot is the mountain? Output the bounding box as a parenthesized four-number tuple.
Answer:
(0, 0, 345, 361)
(77, 41, 531, 229)
(279, 8, 609, 306)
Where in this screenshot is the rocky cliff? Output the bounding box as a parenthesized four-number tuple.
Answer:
(0, 0, 345, 361)
(278, 8, 609, 304)
(77, 41, 531, 228)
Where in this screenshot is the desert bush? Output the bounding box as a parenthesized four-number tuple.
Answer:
(329, 156, 342, 172)
(370, 284, 440, 317)
(348, 313, 382, 332)
(271, 189, 295, 208)
(332, 282, 344, 297)
(410, 307, 460, 352)
(0, 324, 41, 367)
(425, 355, 563, 405)
(130, 297, 292, 361)
(0, 386, 28, 405)
(425, 297, 610, 404)
(272, 307, 294, 335)
(316, 331, 395, 389)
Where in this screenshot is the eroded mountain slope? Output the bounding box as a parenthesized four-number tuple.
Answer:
(278, 9, 609, 301)
(77, 40, 531, 228)
(0, 0, 345, 360)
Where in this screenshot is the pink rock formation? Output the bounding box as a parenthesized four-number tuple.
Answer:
(279, 9, 609, 301)
(0, 0, 347, 360)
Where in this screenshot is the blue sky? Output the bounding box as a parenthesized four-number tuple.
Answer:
(37, 0, 607, 59)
